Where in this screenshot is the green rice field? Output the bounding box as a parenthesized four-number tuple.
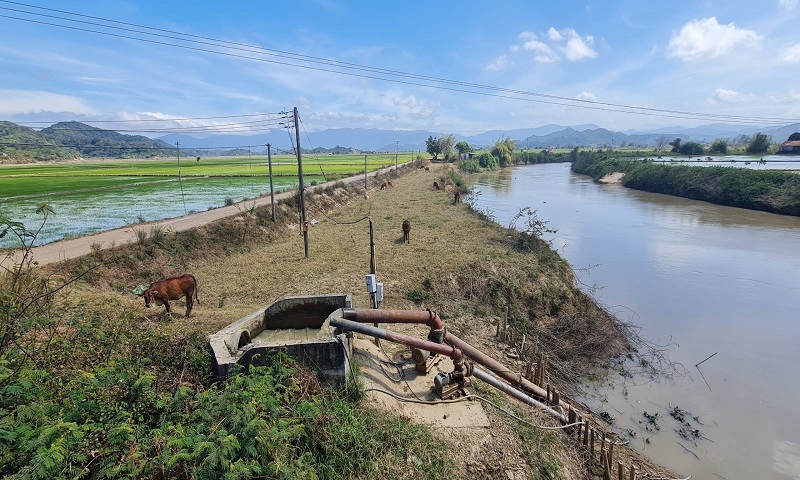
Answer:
(0, 153, 410, 248)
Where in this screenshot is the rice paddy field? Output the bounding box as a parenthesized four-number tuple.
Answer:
(0, 153, 410, 248)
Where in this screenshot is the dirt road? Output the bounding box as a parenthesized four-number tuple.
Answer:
(2, 165, 399, 269)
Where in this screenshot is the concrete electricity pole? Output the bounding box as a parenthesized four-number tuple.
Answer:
(293, 107, 309, 258)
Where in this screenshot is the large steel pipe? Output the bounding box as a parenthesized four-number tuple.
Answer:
(331, 317, 463, 362)
(444, 331, 573, 413)
(473, 367, 567, 423)
(341, 308, 443, 331)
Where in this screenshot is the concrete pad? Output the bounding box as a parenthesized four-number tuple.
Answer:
(353, 336, 491, 428)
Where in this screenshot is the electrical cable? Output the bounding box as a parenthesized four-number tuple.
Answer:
(363, 387, 582, 431)
(1, 1, 797, 125)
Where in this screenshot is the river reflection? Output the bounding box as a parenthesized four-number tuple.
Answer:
(467, 162, 800, 480)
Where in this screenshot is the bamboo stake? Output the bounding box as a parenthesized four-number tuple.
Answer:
(583, 421, 590, 447)
(608, 440, 615, 472)
(618, 461, 624, 480)
(629, 464, 637, 480)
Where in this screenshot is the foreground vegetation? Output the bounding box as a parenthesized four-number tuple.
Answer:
(572, 152, 800, 216)
(1, 161, 674, 478)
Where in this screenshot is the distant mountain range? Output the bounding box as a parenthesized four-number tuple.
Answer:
(157, 122, 800, 153)
(2, 120, 799, 160)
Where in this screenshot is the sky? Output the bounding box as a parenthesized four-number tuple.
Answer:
(1, 0, 800, 138)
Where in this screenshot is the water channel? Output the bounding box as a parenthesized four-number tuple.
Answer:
(467, 162, 800, 480)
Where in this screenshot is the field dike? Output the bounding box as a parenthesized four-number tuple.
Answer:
(9, 161, 679, 478)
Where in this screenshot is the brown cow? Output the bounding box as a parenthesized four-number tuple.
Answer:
(433, 181, 440, 190)
(454, 190, 461, 204)
(380, 182, 387, 190)
(402, 219, 411, 244)
(387, 181, 393, 187)
(143, 274, 199, 318)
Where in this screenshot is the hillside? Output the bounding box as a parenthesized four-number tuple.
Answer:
(0, 121, 176, 161)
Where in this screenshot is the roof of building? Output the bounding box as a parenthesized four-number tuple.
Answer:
(780, 140, 800, 147)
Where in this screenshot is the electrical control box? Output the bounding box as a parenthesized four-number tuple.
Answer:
(376, 283, 384, 302)
(365, 274, 377, 293)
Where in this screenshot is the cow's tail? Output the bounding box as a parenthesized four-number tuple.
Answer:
(191, 274, 200, 304)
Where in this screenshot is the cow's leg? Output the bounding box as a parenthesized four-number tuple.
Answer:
(186, 295, 193, 318)
(163, 299, 171, 314)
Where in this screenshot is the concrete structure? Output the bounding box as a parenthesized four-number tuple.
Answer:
(209, 294, 353, 386)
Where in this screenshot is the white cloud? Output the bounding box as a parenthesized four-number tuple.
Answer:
(547, 27, 563, 42)
(780, 43, 800, 62)
(666, 17, 762, 60)
(562, 28, 598, 61)
(779, 0, 798, 10)
(510, 27, 597, 63)
(522, 39, 559, 63)
(0, 89, 96, 116)
(298, 96, 313, 110)
(576, 91, 597, 100)
(708, 88, 754, 103)
(484, 54, 509, 71)
(391, 95, 419, 109)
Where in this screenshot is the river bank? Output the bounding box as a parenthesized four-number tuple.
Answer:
(3, 161, 679, 478)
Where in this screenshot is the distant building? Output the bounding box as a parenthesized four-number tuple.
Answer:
(779, 140, 800, 154)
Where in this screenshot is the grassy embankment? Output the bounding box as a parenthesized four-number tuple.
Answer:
(572, 151, 800, 216)
(1, 161, 671, 479)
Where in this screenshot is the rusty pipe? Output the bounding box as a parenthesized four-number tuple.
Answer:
(331, 316, 463, 362)
(341, 308, 443, 331)
(444, 331, 572, 413)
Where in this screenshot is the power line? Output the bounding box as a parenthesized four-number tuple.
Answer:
(2, 2, 798, 126)
(11, 112, 288, 125)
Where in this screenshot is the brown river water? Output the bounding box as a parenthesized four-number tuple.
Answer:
(467, 163, 800, 480)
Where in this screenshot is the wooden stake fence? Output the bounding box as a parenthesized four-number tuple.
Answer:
(500, 317, 648, 479)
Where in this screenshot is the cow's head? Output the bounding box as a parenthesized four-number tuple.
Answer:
(143, 289, 156, 308)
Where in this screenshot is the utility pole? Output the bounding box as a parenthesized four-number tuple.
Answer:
(294, 107, 309, 258)
(266, 143, 275, 222)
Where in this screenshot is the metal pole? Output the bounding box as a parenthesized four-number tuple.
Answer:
(267, 143, 275, 222)
(294, 107, 308, 258)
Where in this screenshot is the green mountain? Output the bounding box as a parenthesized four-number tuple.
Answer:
(0, 121, 175, 162)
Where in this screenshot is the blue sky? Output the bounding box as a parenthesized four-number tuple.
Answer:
(1, 0, 799, 137)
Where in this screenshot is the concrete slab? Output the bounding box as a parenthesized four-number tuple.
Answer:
(353, 336, 491, 429)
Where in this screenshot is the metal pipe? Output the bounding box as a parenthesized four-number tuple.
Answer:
(330, 317, 462, 362)
(472, 367, 567, 423)
(341, 308, 443, 331)
(445, 331, 569, 409)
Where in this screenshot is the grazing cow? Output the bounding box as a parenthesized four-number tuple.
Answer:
(425, 166, 430, 171)
(387, 181, 393, 187)
(454, 190, 461, 204)
(380, 182, 387, 190)
(402, 219, 411, 244)
(143, 274, 199, 318)
(433, 181, 440, 190)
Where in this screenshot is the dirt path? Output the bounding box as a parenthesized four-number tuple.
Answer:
(1, 165, 396, 269)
